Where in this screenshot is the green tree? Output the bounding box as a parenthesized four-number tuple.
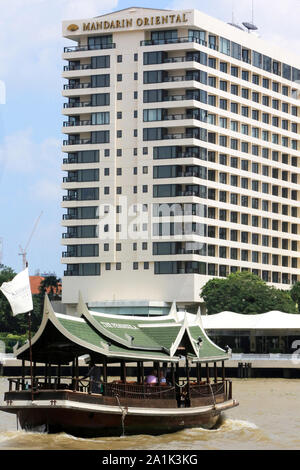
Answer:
(38, 275, 61, 301)
(290, 282, 300, 313)
(201, 271, 296, 314)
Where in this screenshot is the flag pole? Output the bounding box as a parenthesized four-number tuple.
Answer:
(27, 310, 34, 402)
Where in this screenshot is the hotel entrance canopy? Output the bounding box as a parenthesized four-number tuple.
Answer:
(201, 311, 300, 331)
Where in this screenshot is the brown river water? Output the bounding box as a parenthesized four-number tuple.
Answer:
(0, 377, 299, 450)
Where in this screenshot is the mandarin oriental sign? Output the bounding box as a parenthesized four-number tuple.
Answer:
(82, 13, 188, 32)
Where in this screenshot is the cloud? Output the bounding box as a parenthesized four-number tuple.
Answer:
(30, 179, 61, 202)
(167, 0, 300, 56)
(0, 128, 60, 173)
(0, 0, 119, 90)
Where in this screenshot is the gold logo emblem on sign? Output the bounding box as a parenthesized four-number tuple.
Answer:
(67, 24, 79, 31)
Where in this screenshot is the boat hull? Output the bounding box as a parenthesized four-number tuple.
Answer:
(0, 399, 238, 437)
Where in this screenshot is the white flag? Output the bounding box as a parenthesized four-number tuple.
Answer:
(0, 268, 33, 316)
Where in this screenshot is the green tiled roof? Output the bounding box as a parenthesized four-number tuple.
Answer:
(188, 325, 227, 361)
(59, 317, 104, 349)
(15, 296, 229, 363)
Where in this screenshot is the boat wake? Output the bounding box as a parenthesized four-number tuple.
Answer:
(0, 415, 277, 450)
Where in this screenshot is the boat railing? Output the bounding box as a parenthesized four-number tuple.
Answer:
(7, 377, 232, 401)
(103, 382, 176, 400)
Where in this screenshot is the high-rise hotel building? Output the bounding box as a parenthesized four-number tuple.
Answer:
(61, 7, 300, 314)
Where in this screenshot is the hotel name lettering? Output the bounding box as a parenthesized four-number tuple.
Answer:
(82, 14, 188, 31)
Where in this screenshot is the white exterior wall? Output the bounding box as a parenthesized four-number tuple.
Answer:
(61, 7, 300, 307)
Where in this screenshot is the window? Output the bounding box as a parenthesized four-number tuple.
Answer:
(91, 56, 110, 69)
(91, 74, 110, 87)
(91, 112, 110, 125)
(220, 37, 230, 55)
(91, 93, 110, 106)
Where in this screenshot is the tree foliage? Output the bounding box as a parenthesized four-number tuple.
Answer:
(0, 265, 60, 336)
(290, 281, 300, 313)
(201, 271, 297, 315)
(38, 275, 61, 301)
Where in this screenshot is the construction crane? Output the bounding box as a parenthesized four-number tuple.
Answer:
(19, 211, 43, 270)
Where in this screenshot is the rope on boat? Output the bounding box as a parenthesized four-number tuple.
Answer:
(110, 385, 176, 396)
(114, 393, 128, 437)
(207, 383, 216, 409)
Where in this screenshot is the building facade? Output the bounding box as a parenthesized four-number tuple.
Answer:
(61, 7, 300, 313)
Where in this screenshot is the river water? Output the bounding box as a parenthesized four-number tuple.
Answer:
(0, 377, 299, 450)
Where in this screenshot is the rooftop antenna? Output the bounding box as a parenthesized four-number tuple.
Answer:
(228, 0, 244, 31)
(19, 211, 43, 270)
(243, 0, 258, 32)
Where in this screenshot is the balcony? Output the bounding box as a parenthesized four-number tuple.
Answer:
(63, 83, 91, 90)
(145, 54, 207, 66)
(161, 132, 203, 141)
(63, 139, 92, 146)
(62, 195, 78, 201)
(140, 37, 207, 47)
(63, 101, 92, 108)
(63, 120, 92, 127)
(64, 43, 116, 53)
(145, 113, 206, 123)
(63, 64, 92, 71)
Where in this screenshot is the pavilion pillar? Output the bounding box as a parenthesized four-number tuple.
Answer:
(48, 362, 52, 388)
(206, 362, 210, 383)
(197, 362, 202, 384)
(57, 363, 61, 388)
(185, 357, 190, 407)
(71, 359, 76, 391)
(44, 362, 48, 388)
(140, 362, 144, 384)
(21, 360, 25, 390)
(33, 362, 36, 381)
(103, 358, 107, 384)
(137, 361, 144, 384)
(121, 360, 126, 383)
(156, 362, 161, 383)
(222, 361, 225, 382)
(171, 363, 175, 385)
(214, 362, 218, 383)
(75, 357, 79, 391)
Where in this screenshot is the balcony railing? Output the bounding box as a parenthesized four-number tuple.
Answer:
(162, 94, 200, 102)
(140, 37, 207, 47)
(63, 101, 92, 108)
(63, 139, 92, 146)
(63, 120, 92, 127)
(64, 43, 116, 53)
(63, 120, 109, 127)
(146, 113, 205, 123)
(62, 195, 78, 201)
(145, 55, 208, 65)
(159, 133, 202, 141)
(63, 83, 91, 90)
(63, 64, 92, 71)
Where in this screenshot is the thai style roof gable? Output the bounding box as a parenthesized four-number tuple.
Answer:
(14, 295, 228, 364)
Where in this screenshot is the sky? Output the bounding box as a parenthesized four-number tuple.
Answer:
(0, 0, 299, 278)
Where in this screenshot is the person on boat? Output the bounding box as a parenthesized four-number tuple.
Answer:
(83, 361, 103, 394)
(145, 369, 158, 385)
(159, 370, 167, 384)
